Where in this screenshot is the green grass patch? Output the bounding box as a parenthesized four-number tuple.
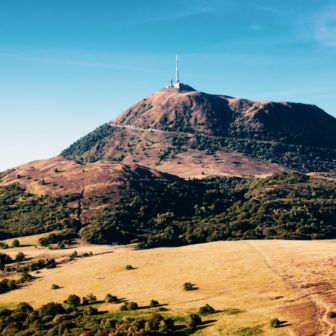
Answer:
(224, 308, 243, 315)
(234, 325, 263, 336)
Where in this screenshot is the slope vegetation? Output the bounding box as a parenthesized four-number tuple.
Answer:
(61, 89, 336, 174)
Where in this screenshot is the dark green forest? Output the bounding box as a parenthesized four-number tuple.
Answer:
(0, 184, 81, 239)
(81, 172, 336, 247)
(1, 170, 336, 247)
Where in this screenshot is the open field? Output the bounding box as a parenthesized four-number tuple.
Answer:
(3, 235, 336, 335)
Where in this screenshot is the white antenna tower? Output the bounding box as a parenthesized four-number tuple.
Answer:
(176, 55, 180, 83)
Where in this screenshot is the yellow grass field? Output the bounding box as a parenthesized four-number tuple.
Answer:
(3, 235, 336, 335)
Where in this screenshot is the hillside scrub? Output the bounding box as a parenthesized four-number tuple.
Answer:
(3, 171, 336, 248)
(0, 183, 81, 239)
(80, 171, 336, 247)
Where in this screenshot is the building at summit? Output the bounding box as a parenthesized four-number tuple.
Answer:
(167, 56, 194, 90)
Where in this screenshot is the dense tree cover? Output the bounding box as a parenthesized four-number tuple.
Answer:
(61, 124, 116, 163)
(38, 230, 76, 247)
(0, 184, 81, 239)
(186, 135, 336, 172)
(0, 299, 178, 335)
(80, 172, 336, 246)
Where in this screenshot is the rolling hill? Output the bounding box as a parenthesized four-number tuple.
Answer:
(61, 88, 336, 175)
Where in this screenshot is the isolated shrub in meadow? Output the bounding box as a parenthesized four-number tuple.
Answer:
(105, 294, 118, 303)
(270, 318, 281, 328)
(187, 314, 202, 331)
(46, 258, 57, 269)
(128, 302, 138, 310)
(85, 293, 97, 303)
(149, 299, 159, 307)
(184, 282, 194, 291)
(52, 284, 59, 290)
(120, 302, 139, 311)
(125, 265, 133, 270)
(67, 294, 81, 307)
(199, 303, 215, 314)
(69, 251, 78, 260)
(15, 252, 25, 262)
(11, 239, 20, 248)
(17, 271, 34, 284)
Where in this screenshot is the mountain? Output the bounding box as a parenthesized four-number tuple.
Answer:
(61, 88, 336, 176)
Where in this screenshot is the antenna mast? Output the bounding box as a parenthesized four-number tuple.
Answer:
(176, 55, 179, 83)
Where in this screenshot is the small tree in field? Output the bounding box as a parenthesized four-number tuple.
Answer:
(149, 300, 159, 307)
(67, 294, 81, 307)
(86, 293, 97, 303)
(199, 304, 215, 315)
(15, 252, 25, 262)
(11, 240, 20, 248)
(105, 294, 118, 303)
(187, 314, 202, 331)
(184, 282, 194, 291)
(270, 318, 281, 328)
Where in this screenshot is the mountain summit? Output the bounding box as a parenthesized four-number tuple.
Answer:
(61, 89, 336, 176)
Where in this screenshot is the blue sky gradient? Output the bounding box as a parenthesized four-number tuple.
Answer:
(1, 0, 336, 170)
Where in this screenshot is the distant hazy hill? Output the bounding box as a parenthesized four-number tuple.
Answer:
(61, 88, 336, 175)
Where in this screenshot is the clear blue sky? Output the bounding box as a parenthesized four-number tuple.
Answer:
(1, 0, 336, 171)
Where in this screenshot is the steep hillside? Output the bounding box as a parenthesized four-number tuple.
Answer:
(61, 89, 336, 175)
(113, 89, 336, 147)
(0, 157, 179, 238)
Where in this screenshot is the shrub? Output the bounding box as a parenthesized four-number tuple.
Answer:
(120, 302, 138, 311)
(187, 314, 202, 330)
(128, 302, 138, 310)
(11, 239, 20, 248)
(85, 293, 97, 303)
(84, 306, 98, 316)
(199, 303, 215, 314)
(69, 251, 78, 260)
(41, 179, 45, 185)
(125, 265, 133, 270)
(17, 271, 34, 284)
(55, 168, 59, 173)
(270, 318, 281, 328)
(67, 294, 81, 307)
(327, 312, 336, 319)
(15, 252, 25, 262)
(46, 259, 57, 269)
(40, 302, 65, 317)
(82, 297, 89, 305)
(184, 282, 194, 291)
(149, 299, 159, 307)
(105, 294, 118, 303)
(52, 284, 59, 290)
(15, 302, 34, 314)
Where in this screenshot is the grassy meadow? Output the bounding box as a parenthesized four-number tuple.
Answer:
(2, 233, 334, 335)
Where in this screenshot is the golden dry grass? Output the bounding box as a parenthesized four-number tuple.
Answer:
(0, 237, 317, 335)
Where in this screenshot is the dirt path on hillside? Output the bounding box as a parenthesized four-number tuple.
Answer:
(246, 241, 336, 336)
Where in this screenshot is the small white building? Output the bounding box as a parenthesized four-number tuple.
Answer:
(166, 55, 194, 91)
